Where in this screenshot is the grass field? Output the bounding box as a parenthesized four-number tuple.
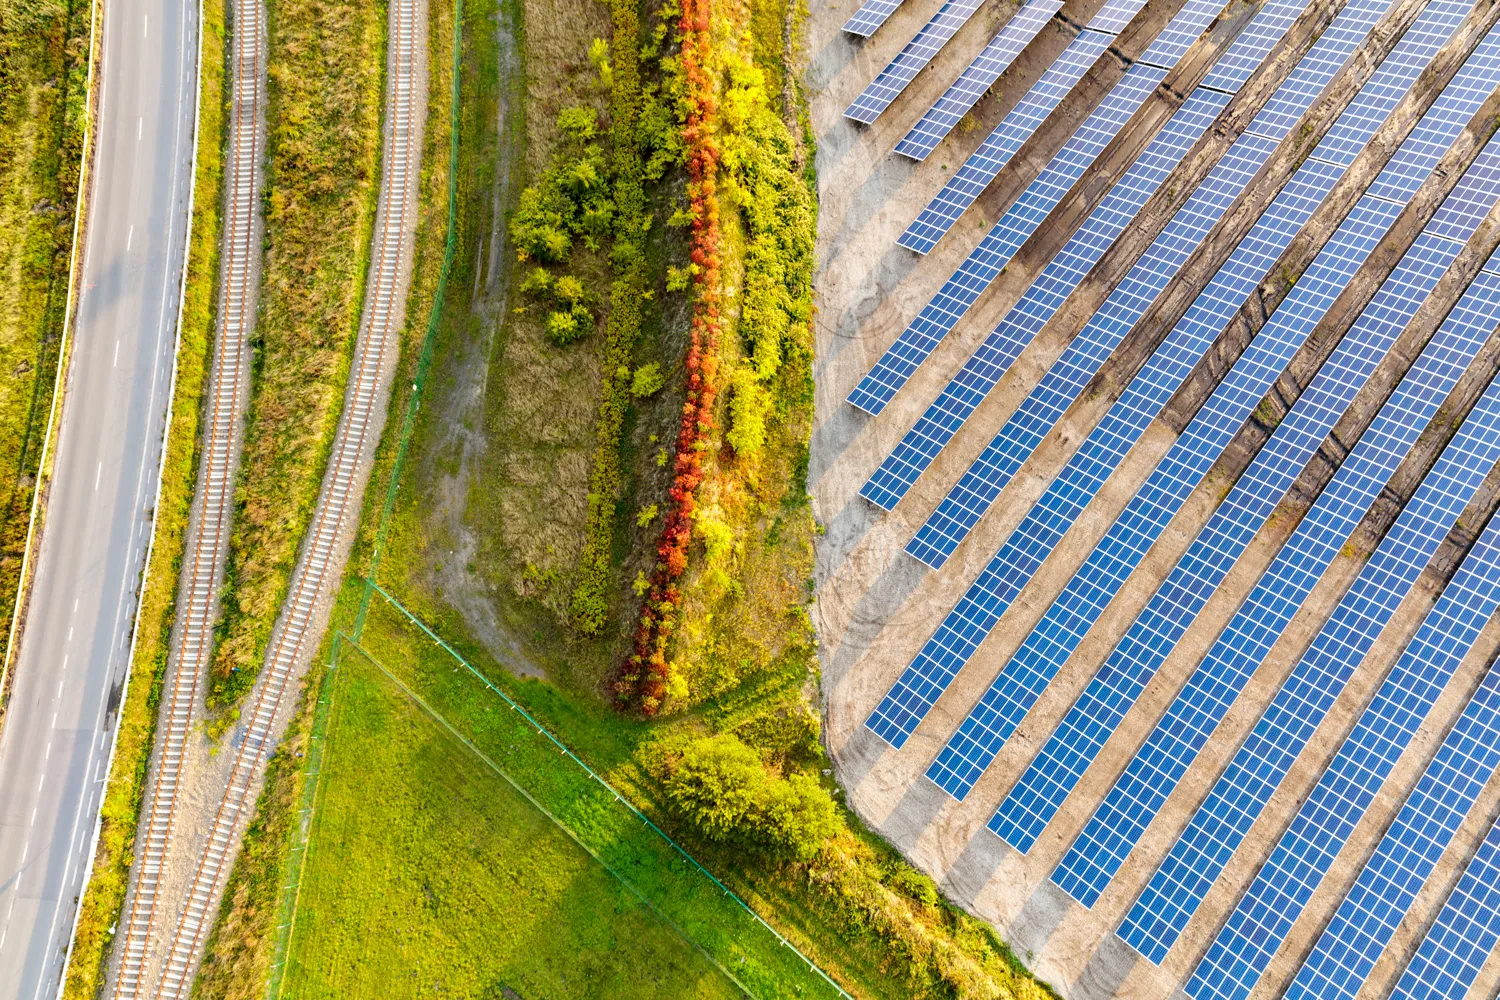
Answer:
(279, 644, 746, 1000)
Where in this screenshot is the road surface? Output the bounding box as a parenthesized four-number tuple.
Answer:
(0, 0, 199, 994)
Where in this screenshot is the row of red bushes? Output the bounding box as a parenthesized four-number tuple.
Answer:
(618, 0, 721, 714)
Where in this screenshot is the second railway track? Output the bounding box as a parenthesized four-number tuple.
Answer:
(109, 0, 425, 993)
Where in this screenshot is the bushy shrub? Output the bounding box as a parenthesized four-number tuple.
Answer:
(660, 734, 841, 859)
(545, 305, 592, 346)
(630, 362, 666, 397)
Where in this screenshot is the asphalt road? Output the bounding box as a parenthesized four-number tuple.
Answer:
(0, 0, 198, 995)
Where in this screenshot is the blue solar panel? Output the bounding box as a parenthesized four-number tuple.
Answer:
(1388, 817, 1500, 1000)
(1057, 234, 1500, 914)
(989, 222, 1479, 855)
(922, 12, 1500, 806)
(851, 63, 1186, 418)
(846, 0, 990, 124)
(1122, 331, 1500, 964)
(866, 0, 1467, 751)
(854, 86, 1225, 463)
(843, 0, 906, 38)
(1187, 529, 1500, 999)
(925, 197, 1404, 796)
(896, 0, 1066, 161)
(896, 0, 1238, 254)
(1047, 0, 1485, 910)
(1283, 645, 1500, 1000)
(906, 0, 1395, 570)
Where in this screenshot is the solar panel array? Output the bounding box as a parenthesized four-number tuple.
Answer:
(1389, 817, 1500, 1000)
(864, 0, 1407, 747)
(906, 0, 1393, 569)
(895, 0, 1065, 161)
(853, 0, 1300, 453)
(895, 0, 1153, 254)
(843, 0, 907, 38)
(846, 0, 994, 124)
(830, 0, 1500, 993)
(923, 15, 1500, 799)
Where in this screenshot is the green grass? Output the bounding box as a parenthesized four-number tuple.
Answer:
(63, 0, 226, 991)
(279, 643, 747, 1000)
(0, 0, 91, 672)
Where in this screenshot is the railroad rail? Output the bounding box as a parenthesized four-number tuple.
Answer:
(152, 0, 422, 992)
(112, 0, 265, 992)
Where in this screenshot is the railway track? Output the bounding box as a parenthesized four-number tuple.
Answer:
(112, 0, 265, 992)
(150, 0, 423, 993)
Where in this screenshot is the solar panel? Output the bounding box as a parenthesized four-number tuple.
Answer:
(1122, 303, 1500, 965)
(924, 15, 1500, 805)
(1283, 642, 1500, 1000)
(897, 0, 1260, 254)
(988, 220, 1479, 855)
(850, 63, 1183, 419)
(843, 0, 905, 38)
(925, 199, 1403, 798)
(1388, 817, 1500, 1000)
(846, 0, 991, 125)
(1086, 0, 1154, 34)
(867, 0, 1480, 748)
(896, 0, 1065, 161)
(1187, 494, 1500, 1000)
(1056, 230, 1500, 913)
(1127, 405, 1500, 959)
(903, 0, 1393, 569)
(1048, 0, 1486, 910)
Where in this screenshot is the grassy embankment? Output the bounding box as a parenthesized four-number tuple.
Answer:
(192, 0, 1058, 994)
(203, 0, 386, 723)
(199, 0, 1062, 995)
(62, 0, 226, 991)
(0, 0, 91, 678)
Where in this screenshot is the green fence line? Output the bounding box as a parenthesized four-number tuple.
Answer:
(342, 633, 758, 997)
(370, 582, 853, 999)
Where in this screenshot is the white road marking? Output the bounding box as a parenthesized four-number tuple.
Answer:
(114, 338, 120, 366)
(67, 627, 73, 642)
(94, 462, 101, 491)
(143, 14, 148, 36)
(127, 224, 133, 251)
(138, 116, 143, 140)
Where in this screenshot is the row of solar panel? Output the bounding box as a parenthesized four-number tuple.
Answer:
(858, 3, 1500, 995)
(850, 0, 1233, 420)
(838, 0, 1500, 996)
(865, 0, 1424, 746)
